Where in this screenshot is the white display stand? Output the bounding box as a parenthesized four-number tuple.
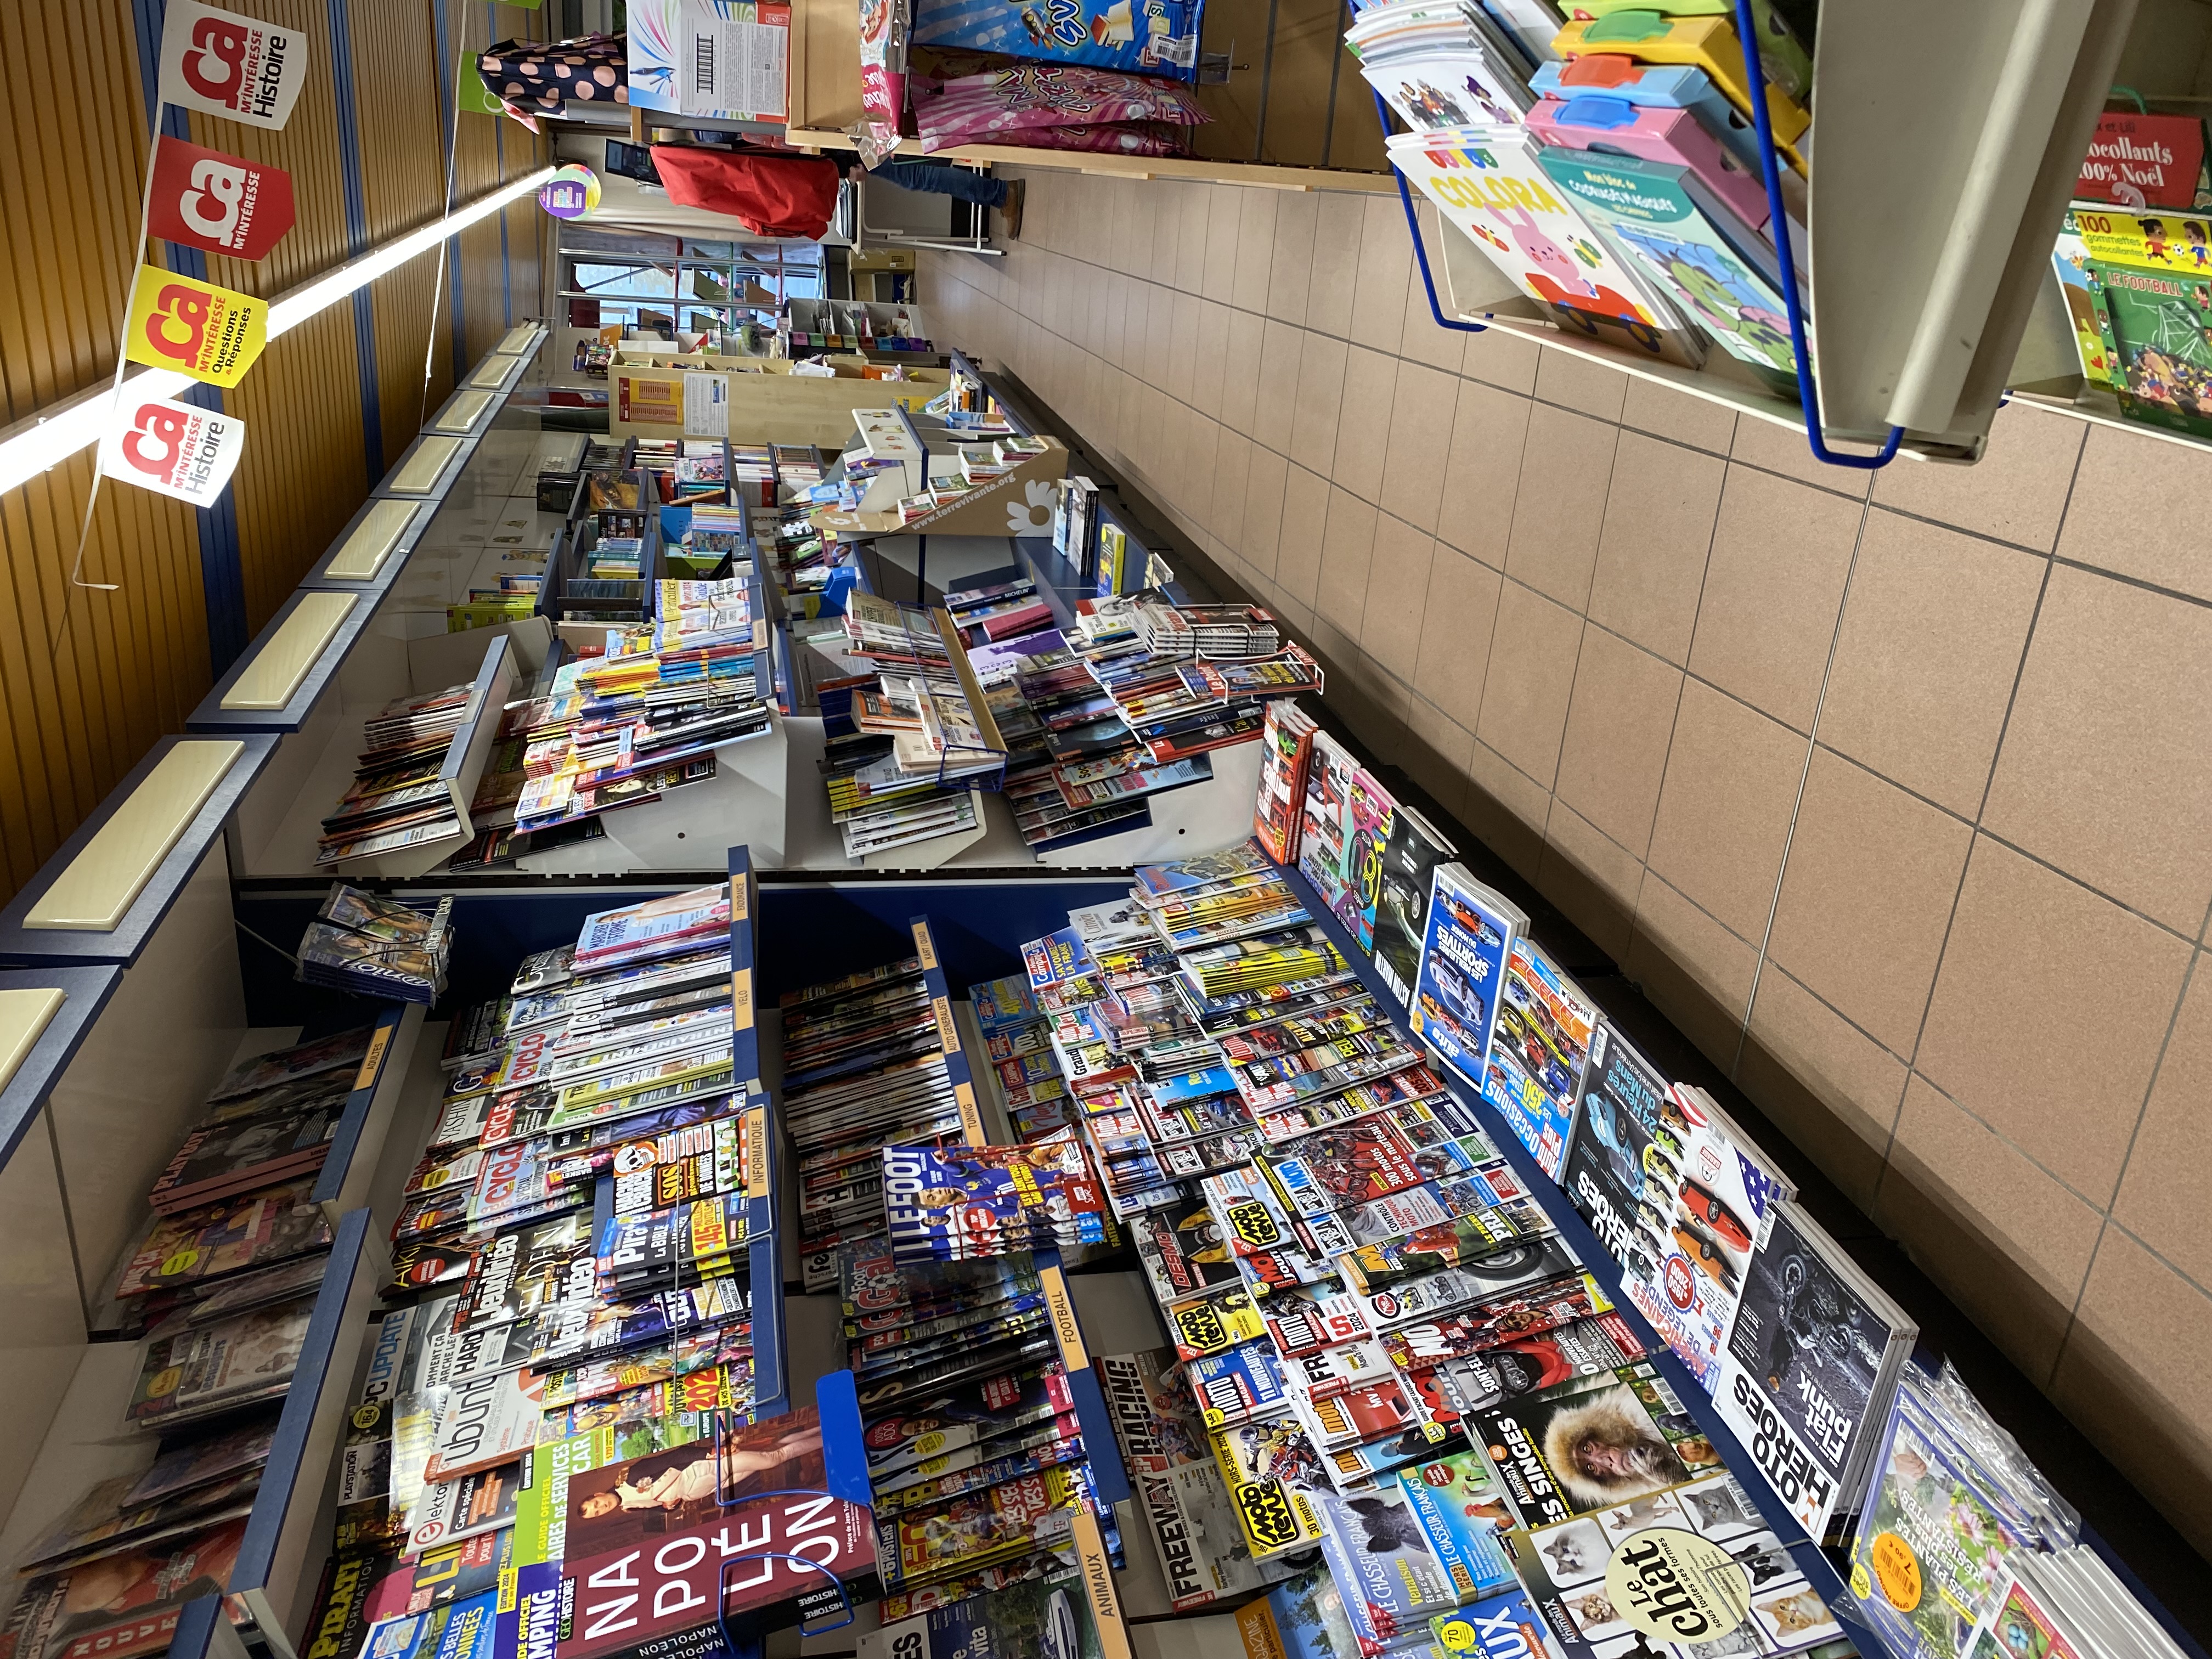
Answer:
(1035, 740, 1265, 868)
(516, 721, 793, 873)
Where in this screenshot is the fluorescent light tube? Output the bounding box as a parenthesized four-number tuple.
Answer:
(0, 167, 554, 500)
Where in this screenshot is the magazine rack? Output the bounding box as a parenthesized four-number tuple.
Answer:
(1379, 0, 2132, 466)
(0, 778, 433, 1655)
(211, 627, 521, 878)
(1269, 853, 1881, 1648)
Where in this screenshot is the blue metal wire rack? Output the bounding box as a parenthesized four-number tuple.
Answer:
(1379, 1, 1909, 470)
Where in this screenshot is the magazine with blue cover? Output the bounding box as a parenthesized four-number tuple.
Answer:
(1409, 864, 1526, 1091)
(1480, 938, 1596, 1181)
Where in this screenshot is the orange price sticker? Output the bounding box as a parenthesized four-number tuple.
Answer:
(1870, 1532, 1923, 1611)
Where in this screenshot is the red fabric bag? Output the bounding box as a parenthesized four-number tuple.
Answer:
(650, 146, 841, 239)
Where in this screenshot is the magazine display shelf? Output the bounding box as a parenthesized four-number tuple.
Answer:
(211, 628, 522, 879)
(752, 880, 1166, 1643)
(0, 776, 437, 1655)
(1390, 0, 2141, 466)
(1266, 854, 1882, 1652)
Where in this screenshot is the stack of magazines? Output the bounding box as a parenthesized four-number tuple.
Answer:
(297, 884, 453, 1003)
(979, 845, 1876, 1657)
(834, 1247, 1122, 1620)
(816, 597, 1004, 859)
(316, 682, 475, 865)
(781, 956, 963, 1289)
(881, 1138, 1110, 1263)
(295, 886, 764, 1599)
(962, 592, 1322, 853)
(505, 629, 769, 834)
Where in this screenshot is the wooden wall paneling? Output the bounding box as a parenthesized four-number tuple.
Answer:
(1251, 0, 1346, 166)
(359, 2, 452, 469)
(189, 2, 353, 299)
(0, 3, 211, 902)
(223, 305, 369, 636)
(0, 2, 150, 416)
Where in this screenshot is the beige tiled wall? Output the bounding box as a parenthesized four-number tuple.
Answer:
(917, 169, 2212, 1555)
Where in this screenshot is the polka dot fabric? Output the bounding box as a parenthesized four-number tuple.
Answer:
(480, 33, 629, 115)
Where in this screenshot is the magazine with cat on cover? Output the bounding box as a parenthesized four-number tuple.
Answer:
(1314, 1483, 1458, 1654)
(1504, 1469, 1846, 1659)
(1481, 938, 1598, 1182)
(1712, 1199, 1915, 1541)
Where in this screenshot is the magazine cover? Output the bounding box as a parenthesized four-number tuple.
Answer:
(871, 1571, 1107, 1659)
(1296, 732, 1358, 916)
(1425, 1585, 1555, 1659)
(1381, 1274, 1615, 1374)
(1188, 1339, 1290, 1427)
(550, 1409, 876, 1651)
(1130, 1198, 1240, 1308)
(422, 1368, 548, 1482)
(1100, 1349, 1289, 1610)
(1369, 804, 1456, 1007)
(1535, 146, 1801, 389)
(1234, 1564, 1366, 1659)
(1396, 1448, 1520, 1602)
(1622, 1085, 1792, 1391)
(1258, 1100, 1482, 1223)
(0, 1518, 248, 1659)
(1254, 699, 1318, 865)
(1713, 1200, 1915, 1539)
(1432, 1313, 1645, 1419)
(1209, 1410, 1331, 1558)
(127, 1296, 316, 1425)
(1557, 1020, 1673, 1289)
(1313, 1485, 1458, 1654)
(1386, 125, 1675, 331)
(1481, 939, 1598, 1181)
(1469, 1362, 1719, 1532)
(1337, 770, 1396, 952)
(1408, 864, 1525, 1092)
(1505, 1470, 1843, 1658)
(1846, 1384, 2034, 1659)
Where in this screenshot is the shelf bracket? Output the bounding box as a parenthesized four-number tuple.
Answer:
(1374, 92, 1488, 336)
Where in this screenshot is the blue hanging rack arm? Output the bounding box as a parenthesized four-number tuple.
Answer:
(1731, 0, 1902, 469)
(1374, 91, 1488, 335)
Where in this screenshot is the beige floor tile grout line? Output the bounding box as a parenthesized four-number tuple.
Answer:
(1730, 493, 1879, 1079)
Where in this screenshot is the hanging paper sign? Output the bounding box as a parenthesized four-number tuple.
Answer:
(539, 165, 601, 218)
(157, 0, 309, 129)
(99, 395, 247, 505)
(123, 267, 269, 388)
(147, 136, 296, 261)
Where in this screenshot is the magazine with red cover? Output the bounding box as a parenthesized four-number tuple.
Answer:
(0, 1518, 246, 1659)
(554, 1409, 875, 1654)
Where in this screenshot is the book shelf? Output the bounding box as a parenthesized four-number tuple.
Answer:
(1381, 1, 2212, 466)
(755, 880, 1170, 1645)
